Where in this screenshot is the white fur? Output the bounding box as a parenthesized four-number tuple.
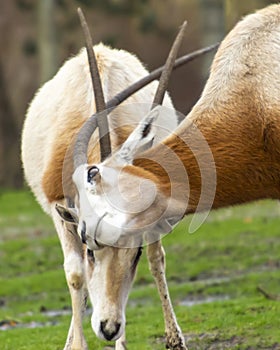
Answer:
(22, 43, 177, 214)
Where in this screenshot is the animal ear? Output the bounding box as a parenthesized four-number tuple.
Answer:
(55, 204, 78, 224)
(116, 107, 161, 164)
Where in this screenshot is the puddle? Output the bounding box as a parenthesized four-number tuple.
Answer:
(0, 308, 80, 331)
(179, 295, 230, 307)
(167, 274, 239, 287)
(41, 307, 92, 318)
(189, 276, 233, 286)
(0, 294, 230, 331)
(41, 309, 72, 317)
(0, 319, 57, 331)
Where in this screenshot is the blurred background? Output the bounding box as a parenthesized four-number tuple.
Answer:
(0, 0, 278, 189)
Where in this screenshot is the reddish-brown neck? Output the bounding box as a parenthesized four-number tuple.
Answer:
(132, 95, 280, 214)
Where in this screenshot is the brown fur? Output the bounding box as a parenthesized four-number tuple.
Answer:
(42, 124, 134, 202)
(105, 247, 138, 304)
(126, 88, 280, 213)
(42, 116, 85, 202)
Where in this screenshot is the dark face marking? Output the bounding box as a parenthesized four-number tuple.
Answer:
(81, 221, 87, 244)
(87, 248, 95, 263)
(142, 123, 152, 138)
(131, 247, 143, 271)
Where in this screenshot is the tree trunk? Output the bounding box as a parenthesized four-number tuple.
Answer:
(224, 0, 271, 32)
(38, 0, 58, 84)
(199, 0, 224, 79)
(0, 64, 22, 188)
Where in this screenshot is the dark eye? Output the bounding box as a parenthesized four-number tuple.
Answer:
(87, 166, 99, 183)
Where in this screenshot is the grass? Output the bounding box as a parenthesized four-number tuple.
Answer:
(0, 189, 279, 349)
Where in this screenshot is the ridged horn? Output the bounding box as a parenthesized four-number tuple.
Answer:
(152, 21, 187, 107)
(76, 8, 111, 164)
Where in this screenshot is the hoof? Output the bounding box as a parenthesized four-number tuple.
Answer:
(166, 332, 187, 350)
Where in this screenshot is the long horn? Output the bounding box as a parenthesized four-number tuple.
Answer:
(152, 21, 187, 107)
(113, 22, 188, 161)
(77, 8, 111, 161)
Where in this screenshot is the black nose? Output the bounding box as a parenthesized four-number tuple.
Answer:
(100, 320, 121, 341)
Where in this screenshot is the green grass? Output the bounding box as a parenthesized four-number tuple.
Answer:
(0, 190, 279, 349)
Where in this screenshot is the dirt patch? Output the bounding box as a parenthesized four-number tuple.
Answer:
(0, 319, 57, 331)
(155, 333, 280, 350)
(185, 333, 242, 349)
(179, 294, 230, 307)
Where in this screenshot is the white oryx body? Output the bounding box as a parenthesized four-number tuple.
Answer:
(22, 43, 180, 349)
(23, 43, 177, 214)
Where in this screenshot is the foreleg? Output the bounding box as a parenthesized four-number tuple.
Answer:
(146, 239, 187, 350)
(51, 204, 88, 350)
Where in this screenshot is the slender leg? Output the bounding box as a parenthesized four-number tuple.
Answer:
(63, 288, 88, 350)
(146, 239, 187, 350)
(51, 205, 88, 350)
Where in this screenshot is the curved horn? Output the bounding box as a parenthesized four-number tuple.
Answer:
(77, 8, 111, 162)
(152, 21, 187, 107)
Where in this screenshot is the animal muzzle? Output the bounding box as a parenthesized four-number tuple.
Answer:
(92, 315, 123, 341)
(99, 319, 121, 341)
